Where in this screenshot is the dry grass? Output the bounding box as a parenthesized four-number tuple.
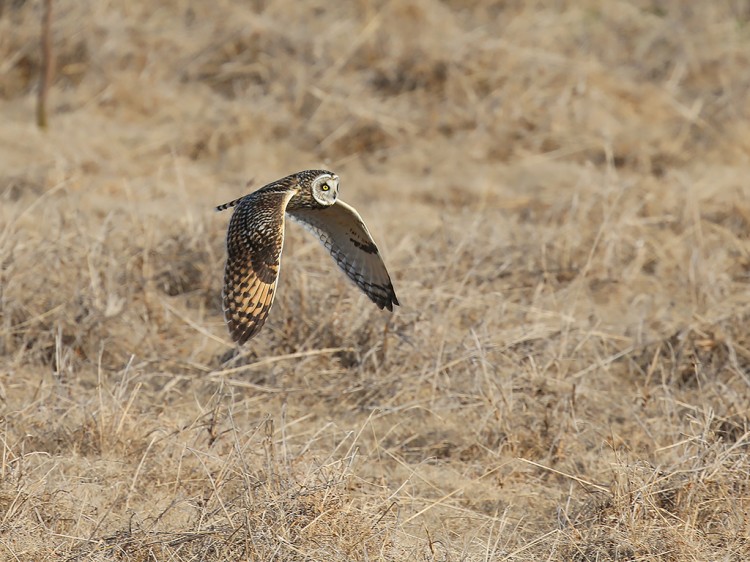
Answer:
(2, 0, 750, 560)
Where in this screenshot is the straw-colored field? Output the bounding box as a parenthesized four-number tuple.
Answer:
(2, 1, 750, 560)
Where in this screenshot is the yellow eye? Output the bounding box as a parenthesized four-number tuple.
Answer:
(321, 184, 330, 191)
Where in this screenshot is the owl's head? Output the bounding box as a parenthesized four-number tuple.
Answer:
(310, 172, 339, 206)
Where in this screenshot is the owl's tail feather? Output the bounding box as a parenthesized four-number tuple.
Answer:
(216, 196, 245, 212)
(216, 179, 255, 212)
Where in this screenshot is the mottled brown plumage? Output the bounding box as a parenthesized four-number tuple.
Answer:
(217, 170, 398, 344)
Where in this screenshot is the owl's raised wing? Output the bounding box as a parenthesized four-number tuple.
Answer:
(220, 189, 295, 344)
(288, 200, 399, 311)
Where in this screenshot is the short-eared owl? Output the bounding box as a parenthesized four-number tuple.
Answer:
(217, 170, 399, 344)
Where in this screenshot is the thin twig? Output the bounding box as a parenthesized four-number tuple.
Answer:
(37, 0, 54, 129)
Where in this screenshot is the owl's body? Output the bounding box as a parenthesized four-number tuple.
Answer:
(218, 170, 399, 344)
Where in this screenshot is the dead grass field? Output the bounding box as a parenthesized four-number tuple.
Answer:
(2, 0, 750, 560)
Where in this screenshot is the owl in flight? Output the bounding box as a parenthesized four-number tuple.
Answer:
(216, 170, 399, 344)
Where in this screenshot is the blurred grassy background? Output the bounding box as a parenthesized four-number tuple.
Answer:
(2, 1, 750, 560)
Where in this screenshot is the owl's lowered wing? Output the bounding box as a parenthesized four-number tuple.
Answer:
(221, 189, 295, 344)
(288, 200, 399, 311)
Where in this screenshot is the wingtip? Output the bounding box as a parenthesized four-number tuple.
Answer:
(225, 310, 263, 345)
(231, 322, 261, 345)
(387, 284, 400, 310)
(380, 291, 399, 312)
